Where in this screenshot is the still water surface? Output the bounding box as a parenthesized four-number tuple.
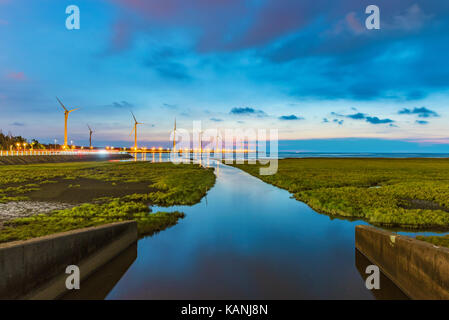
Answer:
(69, 157, 447, 299)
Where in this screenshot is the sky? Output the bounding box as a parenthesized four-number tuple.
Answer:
(0, 0, 449, 152)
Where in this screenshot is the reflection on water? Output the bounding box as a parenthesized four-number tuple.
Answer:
(61, 244, 137, 300)
(128, 151, 276, 163)
(354, 249, 408, 300)
(81, 158, 442, 299)
(127, 151, 449, 162)
(102, 163, 385, 299)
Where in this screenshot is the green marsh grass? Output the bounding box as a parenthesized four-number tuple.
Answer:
(0, 161, 216, 243)
(232, 158, 449, 230)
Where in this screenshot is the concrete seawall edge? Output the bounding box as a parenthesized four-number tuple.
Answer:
(0, 221, 138, 299)
(355, 225, 449, 300)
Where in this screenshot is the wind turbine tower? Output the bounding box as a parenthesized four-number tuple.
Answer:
(173, 118, 176, 152)
(56, 97, 79, 149)
(87, 124, 94, 149)
(130, 111, 143, 150)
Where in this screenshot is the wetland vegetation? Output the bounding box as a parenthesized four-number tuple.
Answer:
(0, 161, 216, 243)
(416, 234, 449, 248)
(233, 158, 449, 234)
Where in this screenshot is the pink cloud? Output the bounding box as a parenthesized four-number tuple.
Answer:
(111, 0, 239, 19)
(345, 12, 365, 35)
(6, 72, 27, 81)
(223, 2, 308, 51)
(110, 0, 185, 19)
(108, 19, 134, 52)
(108, 0, 311, 53)
(106, 1, 440, 54)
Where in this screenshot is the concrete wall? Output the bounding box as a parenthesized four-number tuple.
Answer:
(61, 243, 137, 300)
(355, 225, 449, 300)
(0, 153, 132, 165)
(355, 248, 409, 300)
(0, 221, 137, 299)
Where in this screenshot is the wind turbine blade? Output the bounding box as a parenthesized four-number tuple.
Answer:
(56, 97, 68, 112)
(130, 126, 135, 136)
(131, 111, 137, 123)
(87, 124, 92, 131)
(68, 108, 80, 113)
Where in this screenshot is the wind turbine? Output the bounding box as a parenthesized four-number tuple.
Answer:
(199, 130, 203, 154)
(130, 111, 143, 150)
(56, 97, 80, 149)
(173, 117, 176, 152)
(87, 124, 94, 149)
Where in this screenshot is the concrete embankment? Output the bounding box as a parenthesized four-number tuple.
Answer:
(0, 221, 137, 299)
(355, 225, 449, 300)
(0, 153, 132, 165)
(61, 242, 137, 300)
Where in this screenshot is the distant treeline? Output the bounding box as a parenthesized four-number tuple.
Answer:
(0, 130, 49, 150)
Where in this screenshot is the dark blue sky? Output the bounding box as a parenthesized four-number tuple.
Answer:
(0, 0, 449, 151)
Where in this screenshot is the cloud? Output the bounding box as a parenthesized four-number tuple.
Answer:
(333, 111, 395, 125)
(109, 101, 134, 109)
(398, 107, 439, 118)
(143, 47, 191, 81)
(6, 72, 26, 81)
(145, 61, 191, 81)
(365, 117, 395, 125)
(333, 119, 344, 125)
(210, 117, 223, 122)
(111, 0, 310, 52)
(346, 112, 366, 120)
(106, 1, 449, 101)
(322, 118, 329, 123)
(344, 12, 365, 35)
(390, 4, 433, 31)
(110, 1, 439, 54)
(416, 120, 429, 125)
(330, 112, 345, 117)
(10, 122, 25, 127)
(104, 19, 135, 54)
(279, 114, 304, 121)
(258, 4, 449, 101)
(162, 103, 178, 109)
(230, 107, 267, 117)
